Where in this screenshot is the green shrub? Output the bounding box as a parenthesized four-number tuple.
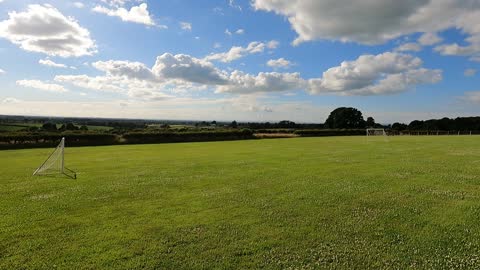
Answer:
(0, 133, 118, 149)
(123, 130, 254, 144)
(294, 129, 365, 137)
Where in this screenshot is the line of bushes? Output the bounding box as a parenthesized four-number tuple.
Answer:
(389, 130, 480, 136)
(0, 129, 255, 149)
(122, 129, 254, 144)
(253, 129, 296, 134)
(0, 133, 118, 149)
(0, 128, 376, 150)
(294, 129, 366, 137)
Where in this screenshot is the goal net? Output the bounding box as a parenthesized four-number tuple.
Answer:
(33, 137, 76, 179)
(366, 128, 387, 137)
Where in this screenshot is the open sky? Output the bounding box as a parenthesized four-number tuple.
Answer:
(0, 0, 479, 123)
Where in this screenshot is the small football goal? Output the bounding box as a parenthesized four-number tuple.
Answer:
(366, 128, 387, 137)
(33, 137, 76, 179)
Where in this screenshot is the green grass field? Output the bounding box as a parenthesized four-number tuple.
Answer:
(2, 136, 480, 269)
(83, 125, 113, 131)
(0, 124, 26, 132)
(0, 123, 42, 132)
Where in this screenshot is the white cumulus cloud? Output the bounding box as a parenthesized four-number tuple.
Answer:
(308, 52, 442, 95)
(217, 71, 305, 94)
(180, 22, 192, 31)
(93, 3, 155, 26)
(205, 41, 275, 63)
(93, 60, 155, 81)
(153, 53, 228, 85)
(17, 79, 68, 92)
(39, 58, 68, 68)
(55, 75, 125, 93)
(267, 40, 279, 49)
(267, 58, 292, 69)
(2, 97, 20, 104)
(395, 42, 422, 52)
(0, 4, 96, 57)
(229, 0, 242, 11)
(434, 43, 480, 60)
(53, 53, 303, 98)
(101, 0, 132, 7)
(418, 32, 442, 46)
(56, 54, 227, 99)
(252, 0, 480, 48)
(51, 50, 440, 99)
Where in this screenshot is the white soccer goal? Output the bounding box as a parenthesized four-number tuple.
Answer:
(366, 128, 387, 137)
(33, 137, 76, 179)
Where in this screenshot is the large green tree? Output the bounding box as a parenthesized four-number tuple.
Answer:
(42, 122, 57, 132)
(366, 117, 376, 127)
(392, 122, 408, 131)
(324, 107, 366, 129)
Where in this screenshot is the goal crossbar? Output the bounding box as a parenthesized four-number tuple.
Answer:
(366, 128, 387, 136)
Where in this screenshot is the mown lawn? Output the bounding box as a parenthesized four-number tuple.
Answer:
(1, 136, 480, 269)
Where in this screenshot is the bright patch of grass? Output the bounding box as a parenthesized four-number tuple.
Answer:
(84, 125, 113, 131)
(1, 136, 480, 268)
(0, 124, 27, 131)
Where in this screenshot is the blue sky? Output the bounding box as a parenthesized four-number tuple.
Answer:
(0, 0, 479, 123)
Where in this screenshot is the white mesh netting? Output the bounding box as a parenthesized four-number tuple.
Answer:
(33, 138, 65, 176)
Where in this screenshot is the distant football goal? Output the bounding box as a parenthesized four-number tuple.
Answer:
(366, 128, 387, 137)
(33, 137, 76, 179)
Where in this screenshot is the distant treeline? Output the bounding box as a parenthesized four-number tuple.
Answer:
(2, 108, 480, 150)
(393, 117, 480, 131)
(3, 111, 480, 132)
(0, 115, 159, 129)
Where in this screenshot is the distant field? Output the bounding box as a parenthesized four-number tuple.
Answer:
(1, 136, 480, 268)
(0, 123, 112, 132)
(0, 124, 26, 132)
(0, 123, 42, 131)
(84, 125, 113, 131)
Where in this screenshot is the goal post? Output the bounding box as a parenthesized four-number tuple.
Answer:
(33, 137, 76, 179)
(366, 128, 387, 137)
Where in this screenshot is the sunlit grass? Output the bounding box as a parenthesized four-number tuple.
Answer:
(1, 136, 480, 268)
